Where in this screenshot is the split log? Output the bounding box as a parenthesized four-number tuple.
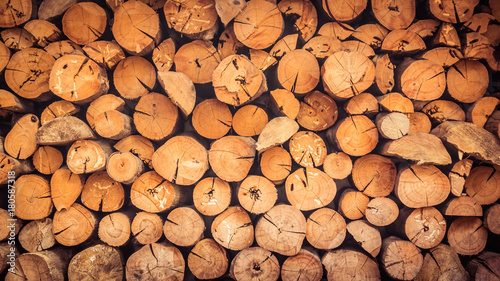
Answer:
(318, 21, 354, 40)
(376, 92, 414, 113)
(0, 41, 9, 73)
(270, 33, 298, 60)
(164, 0, 218, 40)
(270, 89, 300, 120)
(66, 140, 113, 174)
(94, 110, 135, 140)
(447, 216, 488, 255)
(296, 90, 338, 131)
(81, 171, 124, 212)
(322, 0, 366, 22)
(466, 251, 500, 281)
(112, 1, 161, 56)
(68, 244, 124, 281)
(415, 244, 469, 281)
(302, 35, 342, 59)
(0, 0, 33, 28)
(306, 208, 346, 250)
(18, 218, 55, 252)
(347, 220, 382, 257)
(113, 56, 156, 100)
(83, 40, 126, 70)
(289, 131, 327, 167)
(372, 0, 415, 30)
(98, 212, 131, 247)
(38, 0, 76, 21)
(422, 100, 465, 123)
(381, 29, 426, 55)
(131, 171, 184, 213)
(441, 196, 483, 216)
(465, 166, 500, 205)
(50, 167, 85, 211)
(352, 154, 396, 197)
(396, 207, 447, 249)
(429, 0, 478, 23)
(86, 94, 125, 131)
(447, 60, 488, 103)
(322, 151, 352, 180)
(396, 58, 446, 101)
(133, 92, 180, 141)
(353, 24, 388, 49)
(277, 49, 319, 95)
(5, 248, 72, 281)
(36, 116, 97, 146)
(338, 188, 369, 220)
(215, 0, 245, 26)
(152, 38, 175, 72)
(125, 243, 184, 281)
(52, 203, 97, 246)
(217, 25, 245, 59)
(211, 206, 254, 251)
(260, 147, 292, 185)
(432, 23, 460, 47)
(192, 98, 232, 139)
(40, 100, 80, 125)
(174, 40, 221, 84)
(278, 0, 317, 42)
(188, 238, 228, 280)
(326, 115, 379, 156)
(466, 97, 500, 127)
(163, 206, 205, 247)
(449, 158, 473, 196)
(238, 175, 277, 214)
(380, 236, 423, 281)
(14, 174, 52, 220)
(281, 247, 322, 281)
(0, 153, 34, 184)
(285, 167, 337, 211)
(255, 204, 306, 256)
(62, 2, 106, 45)
(114, 135, 154, 169)
(1, 27, 36, 51)
(4, 113, 39, 159)
(23, 20, 61, 48)
(249, 49, 277, 71)
(419, 47, 462, 67)
(344, 92, 378, 117)
(229, 247, 280, 281)
(256, 116, 299, 152)
(152, 135, 209, 185)
(375, 112, 410, 140)
(365, 197, 399, 227)
(208, 136, 255, 182)
(322, 249, 381, 281)
(157, 71, 196, 117)
(407, 112, 432, 134)
(44, 40, 85, 59)
(374, 54, 395, 94)
(131, 211, 163, 245)
(0, 90, 33, 113)
(233, 105, 268, 137)
(484, 203, 500, 235)
(193, 177, 231, 216)
(341, 40, 375, 57)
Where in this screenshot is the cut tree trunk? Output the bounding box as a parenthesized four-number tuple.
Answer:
(98, 212, 131, 247)
(6, 248, 73, 281)
(62, 2, 106, 45)
(133, 92, 180, 141)
(80, 171, 124, 212)
(322, 249, 381, 281)
(188, 238, 228, 280)
(163, 206, 205, 247)
(238, 175, 277, 214)
(18, 218, 56, 252)
(66, 139, 113, 174)
(193, 177, 231, 216)
(232, 105, 268, 137)
(285, 167, 336, 211)
(346, 220, 382, 257)
(14, 174, 53, 220)
(229, 247, 280, 281)
(352, 154, 396, 197)
(130, 211, 163, 245)
(113, 56, 155, 100)
(106, 151, 145, 185)
(365, 197, 399, 227)
(208, 135, 255, 182)
(52, 203, 97, 247)
(130, 171, 184, 213)
(211, 206, 254, 251)
(447, 216, 488, 255)
(380, 236, 423, 281)
(305, 208, 346, 250)
(67, 244, 123, 281)
(50, 167, 85, 211)
(191, 99, 232, 139)
(281, 247, 322, 281)
(125, 243, 184, 281)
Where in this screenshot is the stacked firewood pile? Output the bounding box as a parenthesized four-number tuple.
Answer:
(0, 0, 500, 280)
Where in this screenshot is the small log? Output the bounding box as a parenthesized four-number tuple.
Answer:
(462, 32, 493, 60)
(380, 133, 452, 165)
(81, 171, 124, 212)
(212, 206, 254, 251)
(164, 0, 218, 40)
(52, 203, 96, 246)
(68, 244, 124, 281)
(38, 0, 76, 21)
(343, 92, 378, 117)
(285, 167, 337, 211)
(18, 218, 55, 252)
(131, 211, 163, 245)
(5, 48, 54, 100)
(44, 40, 85, 59)
(0, 208, 22, 241)
(270, 34, 298, 61)
(278, 0, 317, 42)
(306, 208, 345, 250)
(193, 177, 231, 216)
(289, 131, 327, 167)
(466, 96, 500, 128)
(152, 135, 209, 185)
(297, 90, 338, 131)
(112, 1, 161, 55)
(485, 110, 500, 138)
(448, 60, 488, 103)
(249, 49, 277, 71)
(277, 49, 319, 94)
(238, 175, 277, 214)
(407, 112, 432, 134)
(447, 217, 488, 255)
(215, 0, 246, 26)
(86, 94, 125, 130)
(396, 58, 446, 101)
(322, 50, 375, 100)
(381, 29, 426, 55)
(398, 207, 447, 249)
(163, 207, 205, 247)
(365, 197, 399, 226)
(208, 136, 255, 182)
(422, 100, 465, 123)
(396, 164, 450, 208)
(212, 54, 267, 106)
(98, 212, 131, 247)
(23, 20, 61, 48)
(67, 140, 112, 174)
(347, 220, 382, 257)
(134, 92, 180, 141)
(449, 158, 473, 196)
(302, 35, 342, 59)
(188, 238, 228, 280)
(432, 23, 460, 47)
(377, 92, 414, 113)
(0, 90, 33, 113)
(352, 154, 396, 197)
(114, 135, 154, 169)
(40, 100, 80, 125)
(431, 121, 500, 165)
(256, 117, 299, 152)
(113, 56, 156, 100)
(466, 251, 500, 281)
(1, 28, 35, 50)
(419, 47, 463, 68)
(94, 110, 135, 140)
(415, 244, 469, 281)
(372, 0, 415, 30)
(5, 113, 39, 159)
(353, 24, 388, 49)
(322, 249, 381, 281)
(217, 25, 245, 60)
(233, 105, 268, 137)
(50, 167, 85, 211)
(442, 196, 483, 216)
(338, 188, 369, 220)
(6, 248, 72, 281)
(270, 89, 300, 119)
(465, 166, 500, 205)
(326, 115, 379, 156)
(0, 0, 33, 28)
(233, 0, 284, 49)
(192, 99, 233, 139)
(125, 243, 184, 281)
(317, 21, 354, 40)
(260, 147, 292, 185)
(341, 40, 375, 57)
(82, 40, 126, 70)
(152, 38, 175, 72)
(484, 203, 500, 235)
(62, 2, 106, 45)
(14, 174, 52, 220)
(255, 204, 306, 256)
(107, 151, 144, 185)
(323, 152, 352, 180)
(0, 153, 34, 184)
(131, 171, 184, 213)
(374, 54, 395, 94)
(157, 71, 196, 117)
(429, 0, 478, 23)
(49, 54, 109, 104)
(322, 0, 366, 22)
(36, 116, 97, 146)
(281, 247, 322, 281)
(230, 247, 280, 281)
(375, 112, 410, 140)
(174, 40, 221, 84)
(380, 236, 423, 281)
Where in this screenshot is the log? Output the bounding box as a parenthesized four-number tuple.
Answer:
(277, 49, 319, 94)
(188, 238, 228, 280)
(174, 40, 221, 84)
(270, 89, 300, 120)
(238, 175, 277, 214)
(289, 131, 327, 167)
(256, 117, 299, 152)
(376, 92, 414, 113)
(32, 146, 62, 175)
(62, 2, 106, 45)
(208, 135, 255, 182)
(415, 244, 469, 281)
(131, 171, 184, 213)
(152, 135, 209, 185)
(322, 0, 366, 22)
(52, 203, 96, 246)
(131, 211, 163, 245)
(285, 167, 337, 211)
(375, 112, 410, 140)
(163, 206, 205, 247)
(6, 248, 72, 281)
(326, 115, 379, 156)
(466, 251, 500, 281)
(157, 71, 196, 117)
(81, 171, 124, 212)
(484, 203, 500, 235)
(66, 139, 113, 174)
(2, 27, 36, 51)
(211, 206, 254, 251)
(365, 197, 399, 227)
(396, 58, 446, 101)
(0, 90, 33, 113)
(466, 96, 500, 128)
(353, 24, 388, 49)
(68, 244, 124, 281)
(125, 243, 184, 281)
(44, 40, 85, 59)
(112, 1, 161, 56)
(82, 40, 126, 70)
(448, 60, 488, 103)
(449, 158, 473, 196)
(255, 204, 306, 256)
(380, 236, 423, 281)
(277, 0, 317, 42)
(281, 247, 322, 281)
(0, 152, 34, 184)
(374, 54, 395, 94)
(18, 218, 55, 252)
(133, 92, 180, 141)
(302, 35, 342, 59)
(249, 49, 277, 71)
(429, 0, 478, 23)
(322, 249, 381, 281)
(0, 242, 19, 274)
(217, 25, 245, 59)
(305, 208, 346, 250)
(419, 47, 462, 67)
(485, 110, 500, 138)
(422, 100, 465, 123)
(344, 92, 378, 117)
(14, 174, 52, 220)
(38, 0, 76, 21)
(163, 0, 219, 40)
(341, 40, 375, 57)
(114, 135, 154, 169)
(465, 166, 500, 205)
(372, 0, 415, 30)
(338, 188, 369, 220)
(432, 23, 460, 47)
(94, 110, 135, 140)
(260, 146, 292, 185)
(152, 38, 175, 72)
(352, 154, 396, 197)
(0, 0, 33, 28)
(447, 216, 488, 255)
(23, 20, 61, 48)
(397, 207, 447, 249)
(233, 105, 268, 137)
(317, 21, 354, 40)
(381, 29, 426, 55)
(442, 196, 483, 216)
(347, 220, 382, 257)
(0, 208, 22, 241)
(106, 151, 144, 185)
(40, 100, 80, 125)
(0, 41, 9, 73)
(191, 98, 232, 139)
(4, 113, 39, 159)
(270, 32, 298, 60)
(86, 94, 125, 131)
(322, 151, 352, 180)
(395, 164, 450, 208)
(50, 167, 85, 211)
(36, 116, 97, 146)
(113, 56, 156, 100)
(296, 90, 338, 131)
(230, 247, 280, 281)
(193, 177, 231, 216)
(98, 212, 131, 247)
(407, 112, 432, 134)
